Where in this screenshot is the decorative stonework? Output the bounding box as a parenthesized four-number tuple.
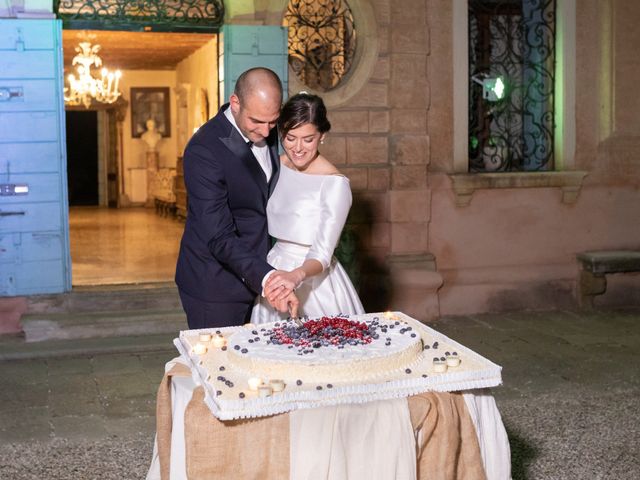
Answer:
(284, 0, 356, 92)
(448, 171, 588, 207)
(54, 0, 224, 32)
(278, 0, 379, 108)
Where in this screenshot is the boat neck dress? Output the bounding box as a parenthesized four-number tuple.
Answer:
(250, 163, 364, 323)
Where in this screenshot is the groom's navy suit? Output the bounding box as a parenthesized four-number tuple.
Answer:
(175, 104, 280, 328)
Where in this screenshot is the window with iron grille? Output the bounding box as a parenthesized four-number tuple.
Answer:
(468, 0, 556, 172)
(283, 0, 357, 92)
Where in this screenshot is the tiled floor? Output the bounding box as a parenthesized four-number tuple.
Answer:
(69, 207, 184, 286)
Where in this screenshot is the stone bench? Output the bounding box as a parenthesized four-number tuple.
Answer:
(576, 250, 640, 308)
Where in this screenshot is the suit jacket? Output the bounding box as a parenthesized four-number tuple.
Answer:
(175, 104, 280, 304)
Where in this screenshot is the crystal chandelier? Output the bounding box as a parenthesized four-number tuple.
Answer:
(64, 42, 122, 109)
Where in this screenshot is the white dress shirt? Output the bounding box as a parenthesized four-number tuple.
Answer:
(224, 107, 272, 181)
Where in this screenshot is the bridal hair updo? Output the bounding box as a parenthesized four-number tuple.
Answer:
(278, 92, 331, 138)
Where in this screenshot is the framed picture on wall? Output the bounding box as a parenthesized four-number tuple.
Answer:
(130, 87, 171, 138)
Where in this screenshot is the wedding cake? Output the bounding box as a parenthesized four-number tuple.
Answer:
(175, 312, 503, 420)
(227, 315, 424, 383)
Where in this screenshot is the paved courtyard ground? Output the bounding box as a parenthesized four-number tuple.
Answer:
(0, 308, 638, 479)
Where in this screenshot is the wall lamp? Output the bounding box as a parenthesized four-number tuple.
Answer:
(471, 73, 506, 102)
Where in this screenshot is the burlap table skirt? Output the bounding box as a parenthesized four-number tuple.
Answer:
(156, 365, 487, 480)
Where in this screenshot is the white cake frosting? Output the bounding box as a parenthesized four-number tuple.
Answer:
(227, 314, 424, 383)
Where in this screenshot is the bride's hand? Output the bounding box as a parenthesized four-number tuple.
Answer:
(265, 269, 305, 301)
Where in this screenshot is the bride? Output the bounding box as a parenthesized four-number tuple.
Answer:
(251, 92, 364, 323)
(249, 94, 417, 479)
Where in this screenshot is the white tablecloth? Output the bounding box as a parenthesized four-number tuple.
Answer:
(147, 358, 511, 480)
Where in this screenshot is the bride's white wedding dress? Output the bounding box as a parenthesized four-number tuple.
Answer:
(251, 164, 416, 479)
(251, 163, 364, 323)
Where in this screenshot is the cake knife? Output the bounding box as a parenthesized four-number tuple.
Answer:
(289, 305, 304, 327)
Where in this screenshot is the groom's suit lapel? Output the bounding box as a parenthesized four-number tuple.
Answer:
(220, 124, 268, 200)
(267, 131, 280, 198)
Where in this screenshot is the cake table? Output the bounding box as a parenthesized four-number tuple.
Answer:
(146, 312, 511, 480)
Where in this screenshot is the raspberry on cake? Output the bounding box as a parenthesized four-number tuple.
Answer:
(269, 316, 377, 352)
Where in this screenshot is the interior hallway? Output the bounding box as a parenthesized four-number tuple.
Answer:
(70, 207, 184, 286)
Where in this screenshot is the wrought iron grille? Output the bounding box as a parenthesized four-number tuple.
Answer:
(283, 0, 356, 92)
(54, 0, 224, 32)
(468, 0, 556, 172)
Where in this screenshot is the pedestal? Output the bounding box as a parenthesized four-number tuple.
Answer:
(387, 254, 443, 322)
(146, 151, 159, 207)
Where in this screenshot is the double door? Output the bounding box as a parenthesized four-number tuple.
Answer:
(0, 19, 71, 296)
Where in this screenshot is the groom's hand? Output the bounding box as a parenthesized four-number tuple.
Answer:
(268, 291, 299, 317)
(286, 292, 299, 318)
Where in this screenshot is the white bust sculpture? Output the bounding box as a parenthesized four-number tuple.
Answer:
(141, 118, 162, 152)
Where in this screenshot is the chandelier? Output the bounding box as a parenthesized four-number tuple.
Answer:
(64, 42, 122, 108)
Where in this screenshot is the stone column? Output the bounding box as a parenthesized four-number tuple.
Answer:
(115, 103, 131, 207)
(386, 0, 443, 321)
(146, 151, 159, 207)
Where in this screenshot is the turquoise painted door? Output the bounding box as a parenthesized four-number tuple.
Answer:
(220, 25, 288, 105)
(0, 19, 71, 296)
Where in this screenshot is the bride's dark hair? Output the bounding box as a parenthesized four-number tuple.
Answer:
(278, 93, 331, 138)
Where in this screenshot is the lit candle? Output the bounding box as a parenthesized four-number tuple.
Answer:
(258, 385, 273, 398)
(199, 333, 212, 343)
(269, 379, 285, 392)
(107, 72, 113, 95)
(114, 70, 121, 93)
(248, 377, 263, 391)
(384, 311, 397, 320)
(212, 335, 227, 348)
(432, 358, 447, 373)
(446, 353, 461, 367)
(193, 343, 207, 355)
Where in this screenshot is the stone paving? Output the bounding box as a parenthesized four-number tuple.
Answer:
(0, 308, 638, 479)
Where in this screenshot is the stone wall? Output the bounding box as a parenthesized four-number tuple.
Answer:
(218, 1, 640, 318)
(426, 0, 640, 314)
(257, 0, 442, 319)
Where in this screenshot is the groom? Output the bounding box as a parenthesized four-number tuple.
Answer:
(175, 67, 298, 329)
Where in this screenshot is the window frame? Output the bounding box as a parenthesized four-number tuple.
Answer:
(449, 0, 585, 206)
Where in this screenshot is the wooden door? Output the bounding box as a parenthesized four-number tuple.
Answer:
(220, 25, 289, 105)
(0, 19, 71, 295)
